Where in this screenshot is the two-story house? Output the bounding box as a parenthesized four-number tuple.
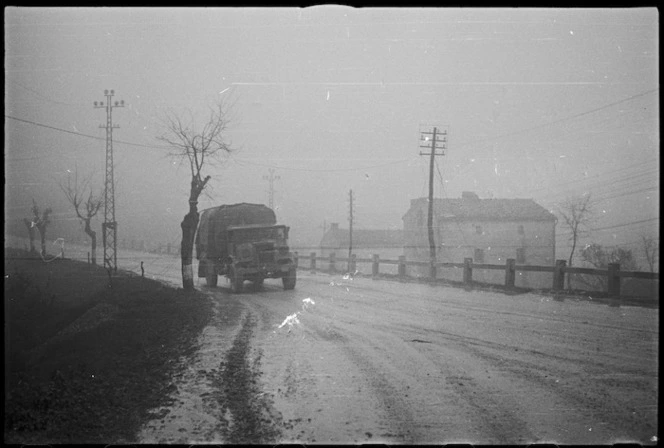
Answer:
(402, 191, 557, 288)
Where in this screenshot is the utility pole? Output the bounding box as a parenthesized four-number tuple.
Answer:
(348, 189, 354, 271)
(419, 125, 447, 280)
(263, 168, 280, 210)
(94, 89, 124, 273)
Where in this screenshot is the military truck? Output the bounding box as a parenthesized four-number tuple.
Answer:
(195, 203, 296, 293)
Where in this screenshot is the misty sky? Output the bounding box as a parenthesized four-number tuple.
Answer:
(4, 7, 659, 257)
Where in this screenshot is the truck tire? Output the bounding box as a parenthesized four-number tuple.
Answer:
(282, 267, 296, 290)
(205, 262, 218, 287)
(229, 266, 243, 293)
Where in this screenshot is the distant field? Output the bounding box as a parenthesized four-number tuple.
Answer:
(3, 247, 212, 444)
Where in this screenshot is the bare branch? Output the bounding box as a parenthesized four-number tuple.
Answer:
(641, 234, 658, 273)
(157, 98, 235, 204)
(59, 168, 103, 222)
(557, 194, 595, 289)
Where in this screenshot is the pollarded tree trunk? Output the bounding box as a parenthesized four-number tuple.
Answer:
(180, 210, 200, 291)
(567, 224, 578, 290)
(180, 176, 209, 291)
(84, 219, 97, 265)
(37, 224, 47, 257)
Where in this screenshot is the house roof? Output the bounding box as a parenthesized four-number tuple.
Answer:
(403, 195, 556, 222)
(320, 228, 404, 248)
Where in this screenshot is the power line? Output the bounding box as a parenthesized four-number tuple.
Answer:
(530, 159, 659, 196)
(555, 212, 659, 238)
(452, 87, 659, 148)
(5, 114, 168, 150)
(587, 217, 659, 233)
(231, 155, 415, 172)
(10, 80, 82, 106)
(6, 114, 418, 173)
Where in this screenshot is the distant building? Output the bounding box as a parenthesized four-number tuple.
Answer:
(319, 223, 404, 273)
(402, 191, 557, 288)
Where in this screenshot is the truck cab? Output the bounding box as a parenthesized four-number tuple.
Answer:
(201, 224, 296, 293)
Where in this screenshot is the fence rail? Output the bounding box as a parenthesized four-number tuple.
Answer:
(293, 251, 658, 298)
(6, 234, 658, 300)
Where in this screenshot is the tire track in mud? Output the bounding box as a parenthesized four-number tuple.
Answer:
(140, 291, 285, 444)
(421, 326, 657, 442)
(407, 325, 652, 376)
(340, 343, 420, 443)
(215, 311, 282, 444)
(329, 279, 657, 334)
(328, 321, 534, 444)
(292, 283, 532, 444)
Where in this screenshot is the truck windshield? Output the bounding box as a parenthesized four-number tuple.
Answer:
(231, 227, 286, 242)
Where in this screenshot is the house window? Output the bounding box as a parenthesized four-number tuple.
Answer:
(518, 225, 524, 235)
(475, 225, 482, 235)
(516, 248, 526, 264)
(474, 248, 485, 263)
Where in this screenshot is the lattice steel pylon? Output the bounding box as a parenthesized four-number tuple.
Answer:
(94, 89, 124, 273)
(263, 168, 280, 210)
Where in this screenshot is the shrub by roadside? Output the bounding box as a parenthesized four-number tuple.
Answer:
(4, 248, 213, 444)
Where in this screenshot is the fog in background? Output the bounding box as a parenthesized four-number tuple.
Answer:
(4, 7, 659, 266)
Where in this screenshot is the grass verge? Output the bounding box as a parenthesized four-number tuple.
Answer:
(4, 247, 212, 444)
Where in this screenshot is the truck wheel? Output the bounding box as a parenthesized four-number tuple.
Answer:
(205, 263, 218, 287)
(282, 267, 296, 290)
(229, 267, 243, 293)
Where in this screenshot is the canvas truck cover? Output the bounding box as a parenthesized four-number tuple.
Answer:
(196, 203, 277, 260)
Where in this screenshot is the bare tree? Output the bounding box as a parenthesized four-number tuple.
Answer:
(641, 234, 658, 273)
(578, 242, 639, 291)
(59, 169, 103, 265)
(157, 101, 233, 290)
(30, 199, 53, 257)
(557, 194, 594, 289)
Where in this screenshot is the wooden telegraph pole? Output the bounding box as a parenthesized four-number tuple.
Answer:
(419, 125, 447, 281)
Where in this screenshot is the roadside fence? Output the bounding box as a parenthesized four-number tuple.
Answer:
(292, 251, 659, 301)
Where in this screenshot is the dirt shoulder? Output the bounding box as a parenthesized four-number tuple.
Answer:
(3, 248, 213, 444)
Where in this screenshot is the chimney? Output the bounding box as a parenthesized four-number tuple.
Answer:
(462, 191, 480, 201)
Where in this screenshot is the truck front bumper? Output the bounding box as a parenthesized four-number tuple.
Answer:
(236, 263, 293, 279)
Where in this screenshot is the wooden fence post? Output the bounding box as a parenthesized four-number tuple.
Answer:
(329, 253, 336, 273)
(608, 263, 621, 297)
(350, 254, 357, 273)
(310, 252, 316, 273)
(505, 258, 516, 288)
(398, 255, 406, 281)
(553, 259, 566, 291)
(463, 258, 473, 285)
(372, 254, 379, 279)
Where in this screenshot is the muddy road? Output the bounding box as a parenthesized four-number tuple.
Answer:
(136, 269, 657, 445)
